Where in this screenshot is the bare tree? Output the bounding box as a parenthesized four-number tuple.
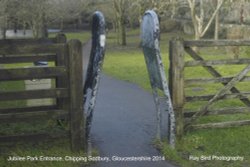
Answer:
(50, 0, 89, 30)
(212, 0, 220, 41)
(0, 0, 93, 38)
(0, 0, 8, 39)
(133, 0, 176, 24)
(227, 0, 250, 24)
(112, 0, 132, 45)
(111, 0, 176, 46)
(30, 1, 49, 38)
(10, 0, 51, 38)
(187, 0, 224, 40)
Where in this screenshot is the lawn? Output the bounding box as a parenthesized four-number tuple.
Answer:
(0, 32, 92, 167)
(1, 29, 250, 167)
(102, 29, 250, 167)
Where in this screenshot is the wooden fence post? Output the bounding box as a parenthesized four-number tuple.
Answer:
(55, 33, 68, 112)
(169, 37, 185, 140)
(68, 39, 85, 152)
(55, 33, 67, 43)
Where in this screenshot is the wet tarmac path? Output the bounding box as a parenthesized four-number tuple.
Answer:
(88, 74, 178, 167)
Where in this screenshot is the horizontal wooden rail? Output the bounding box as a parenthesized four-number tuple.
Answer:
(0, 37, 57, 46)
(184, 107, 250, 117)
(190, 120, 250, 130)
(184, 40, 250, 47)
(0, 54, 56, 64)
(0, 66, 67, 81)
(186, 92, 250, 102)
(0, 43, 64, 55)
(170, 38, 250, 137)
(0, 131, 69, 142)
(185, 59, 250, 67)
(0, 105, 57, 114)
(0, 35, 85, 152)
(0, 110, 68, 123)
(185, 76, 250, 85)
(0, 88, 68, 101)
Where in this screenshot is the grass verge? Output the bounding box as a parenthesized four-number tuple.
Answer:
(102, 29, 250, 167)
(1, 29, 250, 167)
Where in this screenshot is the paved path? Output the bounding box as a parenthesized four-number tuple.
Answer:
(88, 74, 177, 167)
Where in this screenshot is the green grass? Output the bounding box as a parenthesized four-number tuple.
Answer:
(1, 29, 250, 167)
(49, 31, 91, 43)
(102, 29, 250, 167)
(0, 37, 91, 167)
(0, 138, 89, 167)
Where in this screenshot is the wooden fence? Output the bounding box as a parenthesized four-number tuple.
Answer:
(0, 34, 85, 152)
(169, 38, 250, 139)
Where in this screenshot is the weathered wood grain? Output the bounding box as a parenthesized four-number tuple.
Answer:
(184, 40, 250, 47)
(0, 131, 69, 142)
(186, 92, 250, 102)
(185, 47, 250, 106)
(0, 110, 68, 123)
(0, 88, 68, 101)
(189, 64, 250, 122)
(184, 107, 250, 117)
(185, 58, 250, 67)
(55, 34, 69, 112)
(0, 34, 85, 152)
(0, 37, 56, 46)
(0, 54, 56, 64)
(0, 43, 64, 55)
(0, 66, 66, 81)
(68, 39, 85, 152)
(185, 76, 250, 85)
(190, 120, 250, 130)
(169, 38, 185, 139)
(0, 105, 57, 114)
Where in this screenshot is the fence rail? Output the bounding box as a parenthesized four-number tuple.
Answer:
(0, 34, 85, 152)
(169, 38, 250, 138)
(184, 40, 250, 47)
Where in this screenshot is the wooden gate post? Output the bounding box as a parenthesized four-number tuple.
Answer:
(169, 38, 185, 140)
(55, 33, 67, 43)
(55, 33, 68, 111)
(68, 39, 85, 151)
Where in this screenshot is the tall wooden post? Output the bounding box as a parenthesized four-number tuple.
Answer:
(55, 33, 68, 111)
(169, 38, 185, 140)
(68, 39, 85, 151)
(55, 33, 67, 43)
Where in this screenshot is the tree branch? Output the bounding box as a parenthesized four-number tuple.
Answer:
(201, 0, 224, 37)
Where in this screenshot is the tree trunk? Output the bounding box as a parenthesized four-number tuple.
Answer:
(121, 17, 126, 46)
(214, 10, 219, 49)
(116, 20, 120, 44)
(188, 0, 224, 40)
(1, 27, 6, 39)
(1, 15, 7, 39)
(60, 18, 64, 31)
(214, 12, 219, 40)
(14, 18, 18, 34)
(78, 16, 82, 28)
(193, 30, 200, 52)
(32, 13, 47, 39)
(22, 21, 26, 35)
(113, 0, 127, 46)
(42, 12, 48, 37)
(240, 3, 244, 24)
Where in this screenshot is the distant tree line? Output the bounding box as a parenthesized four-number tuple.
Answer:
(0, 0, 250, 44)
(99, 0, 250, 45)
(0, 0, 91, 38)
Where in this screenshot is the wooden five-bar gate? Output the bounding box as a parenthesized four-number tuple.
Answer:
(0, 34, 85, 151)
(169, 38, 250, 139)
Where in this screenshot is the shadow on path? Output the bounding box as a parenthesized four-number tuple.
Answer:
(89, 74, 178, 167)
